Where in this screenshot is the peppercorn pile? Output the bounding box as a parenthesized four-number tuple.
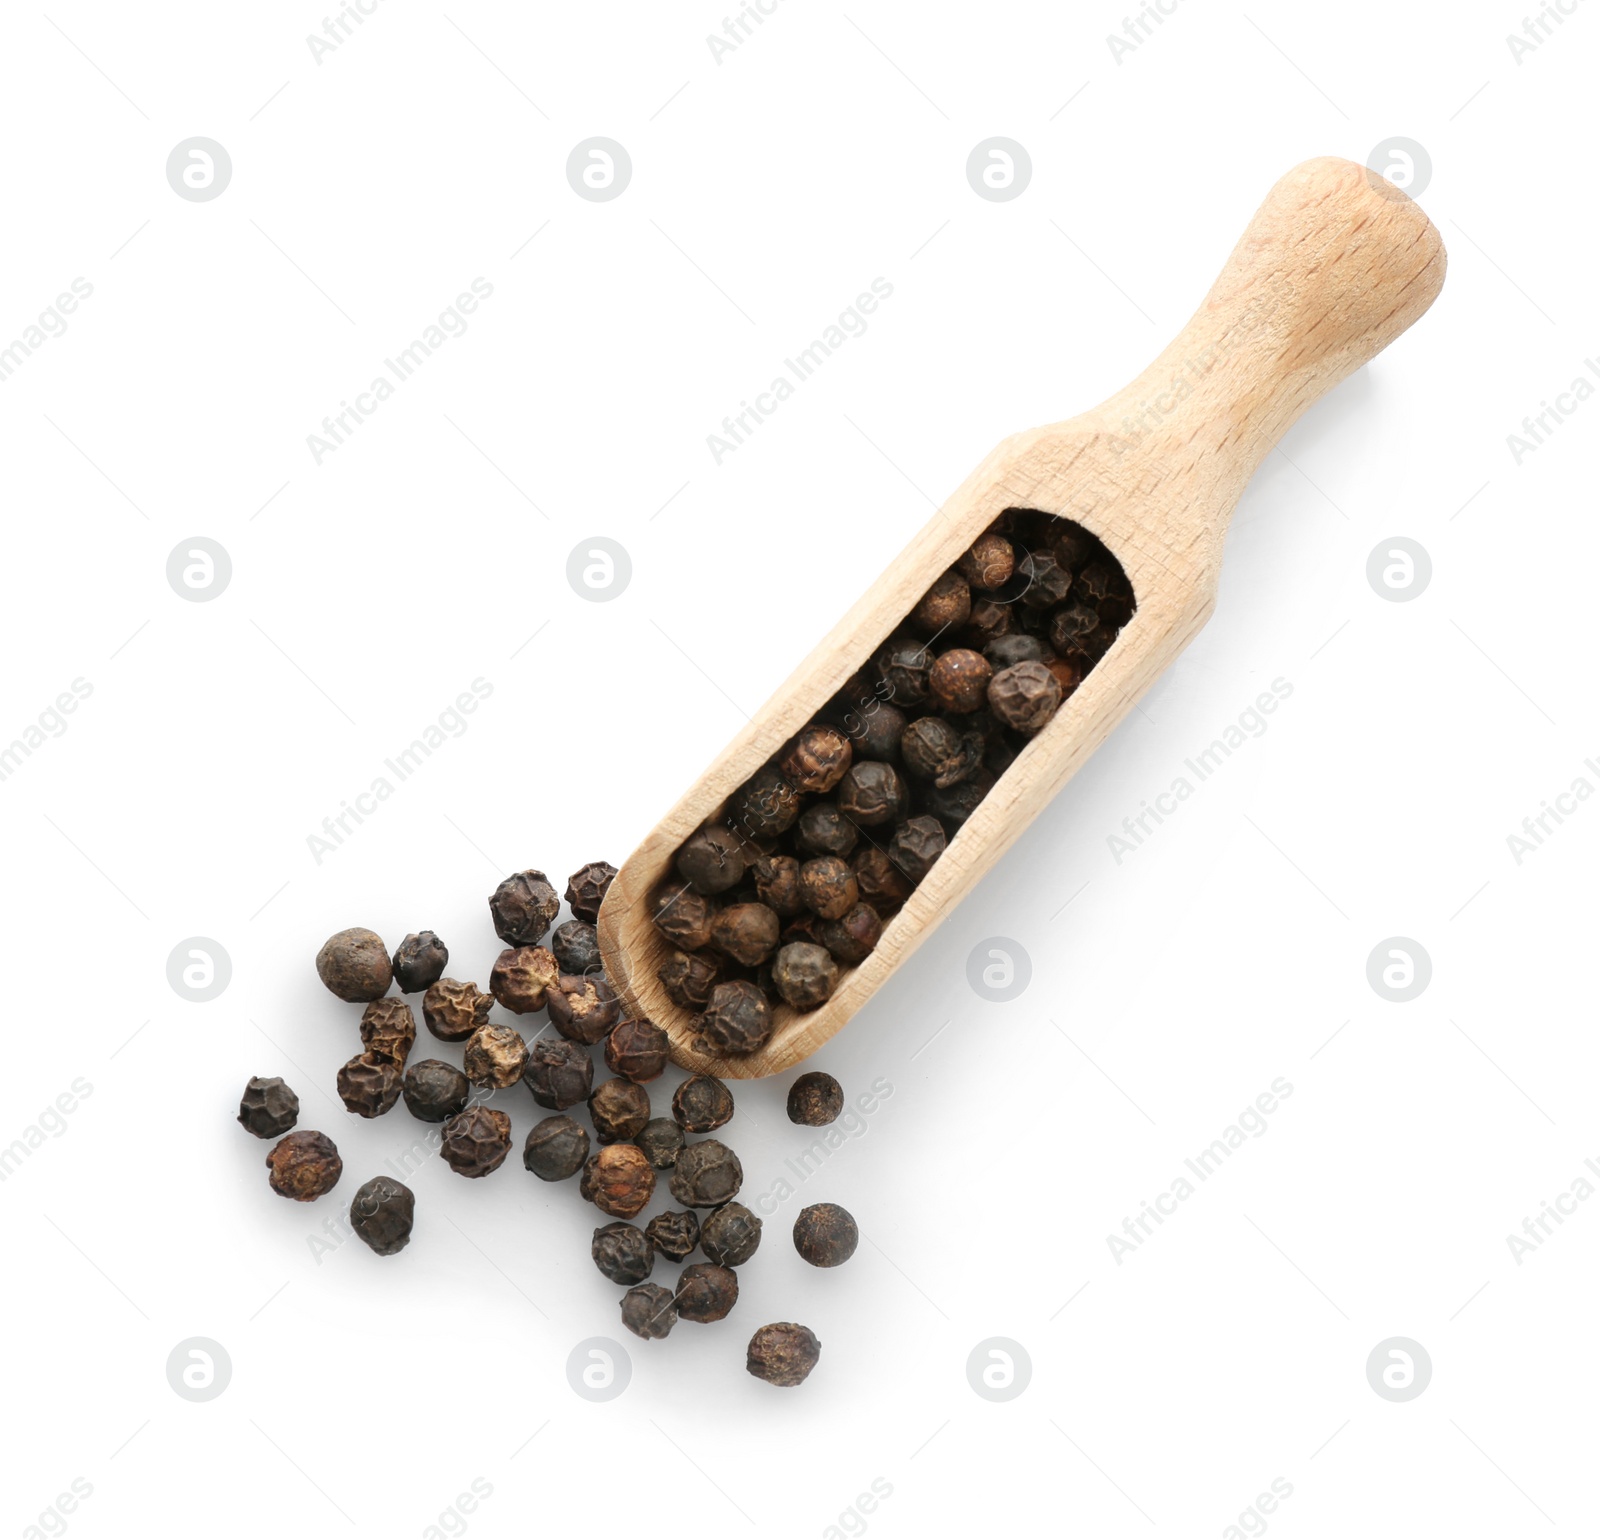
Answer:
(239, 866, 855, 1389)
(655, 509, 1135, 1052)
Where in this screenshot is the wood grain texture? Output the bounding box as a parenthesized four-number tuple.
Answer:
(597, 156, 1446, 1078)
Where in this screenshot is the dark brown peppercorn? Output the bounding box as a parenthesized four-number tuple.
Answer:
(771, 942, 839, 1011)
(963, 597, 1015, 650)
(675, 1263, 739, 1323)
(746, 856, 799, 920)
(929, 648, 993, 714)
(637, 1117, 685, 1169)
(1018, 549, 1074, 609)
(315, 928, 391, 1003)
(670, 1139, 743, 1207)
(621, 1282, 679, 1340)
(463, 1024, 528, 1090)
(350, 1176, 414, 1256)
(889, 816, 946, 884)
(910, 570, 972, 637)
(489, 869, 560, 946)
(605, 1018, 670, 1084)
(798, 856, 858, 922)
(1047, 601, 1101, 658)
(699, 1202, 762, 1266)
(852, 847, 913, 910)
(874, 638, 932, 707)
(402, 1059, 470, 1123)
(727, 765, 802, 839)
(565, 861, 618, 924)
(1045, 655, 1085, 697)
(592, 1221, 654, 1285)
(337, 1051, 403, 1118)
(838, 761, 909, 828)
(793, 1202, 859, 1267)
(645, 1209, 700, 1261)
(490, 946, 560, 1014)
(266, 1130, 342, 1201)
(547, 973, 622, 1046)
(524, 1037, 594, 1110)
(1052, 520, 1102, 572)
(988, 660, 1064, 734)
(523, 1114, 590, 1180)
(359, 998, 417, 1065)
(795, 802, 859, 859)
(588, 1143, 656, 1218)
(709, 902, 781, 967)
(653, 884, 718, 951)
(589, 1077, 652, 1143)
(957, 532, 1015, 591)
(551, 920, 603, 978)
(843, 701, 907, 763)
(658, 950, 720, 1010)
(422, 978, 493, 1042)
(439, 1106, 513, 1178)
(816, 902, 883, 965)
(391, 931, 448, 994)
(675, 826, 748, 896)
(747, 1322, 822, 1387)
(694, 980, 773, 1056)
(672, 1074, 735, 1133)
(984, 633, 1052, 670)
(900, 717, 962, 782)
(787, 1071, 844, 1126)
(237, 1076, 299, 1139)
(779, 725, 853, 794)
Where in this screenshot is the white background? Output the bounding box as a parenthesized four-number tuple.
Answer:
(1, 2, 1595, 1537)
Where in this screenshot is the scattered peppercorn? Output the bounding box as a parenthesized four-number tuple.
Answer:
(439, 1106, 513, 1178)
(771, 942, 839, 1011)
(589, 1078, 651, 1144)
(551, 919, 603, 978)
(658, 950, 721, 1010)
(237, 1076, 299, 1139)
(676, 826, 748, 896)
(403, 1059, 470, 1123)
(565, 861, 618, 924)
(337, 1051, 403, 1118)
(266, 1130, 342, 1201)
(547, 973, 622, 1045)
(524, 1037, 594, 1110)
(710, 902, 781, 967)
(675, 1263, 739, 1323)
(672, 1074, 735, 1134)
(422, 978, 493, 1042)
(359, 998, 417, 1064)
(670, 1139, 743, 1208)
(591, 1221, 654, 1285)
(699, 1202, 762, 1266)
(587, 1143, 656, 1218)
(350, 1176, 415, 1257)
(793, 1202, 859, 1267)
(605, 1018, 669, 1083)
(637, 1117, 684, 1170)
(693, 981, 773, 1057)
(391, 931, 448, 994)
(490, 946, 560, 1014)
(523, 1114, 590, 1180)
(786, 1071, 844, 1126)
(645, 1209, 700, 1262)
(746, 1322, 822, 1387)
(621, 1282, 678, 1340)
(315, 927, 392, 1003)
(463, 1024, 529, 1090)
(489, 869, 560, 946)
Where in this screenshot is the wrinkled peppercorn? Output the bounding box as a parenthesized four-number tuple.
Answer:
(592, 1221, 654, 1285)
(900, 717, 963, 782)
(838, 761, 909, 827)
(359, 998, 417, 1065)
(337, 1051, 403, 1118)
(771, 942, 839, 1011)
(928, 648, 993, 714)
(984, 633, 1052, 670)
(605, 1018, 669, 1083)
(747, 1322, 821, 1387)
(1045, 654, 1085, 697)
(709, 902, 781, 967)
(1018, 549, 1073, 609)
(889, 816, 946, 883)
(779, 725, 853, 794)
(551, 920, 603, 978)
(391, 931, 448, 994)
(490, 946, 560, 1014)
(911, 570, 972, 638)
(523, 1114, 590, 1180)
(694, 981, 773, 1056)
(266, 1130, 342, 1201)
(957, 531, 1015, 591)
(874, 638, 931, 707)
(463, 1024, 529, 1090)
(852, 847, 913, 910)
(672, 1074, 735, 1133)
(843, 701, 907, 763)
(565, 861, 618, 924)
(653, 885, 718, 951)
(963, 598, 1015, 650)
(587, 1143, 656, 1218)
(793, 1202, 859, 1267)
(439, 1106, 513, 1178)
(676, 1263, 739, 1323)
(728, 765, 802, 839)
(798, 856, 858, 921)
(315, 928, 392, 1003)
(670, 1139, 743, 1207)
(637, 1117, 685, 1169)
(1047, 601, 1100, 657)
(676, 826, 748, 896)
(795, 802, 859, 859)
(920, 769, 996, 832)
(1051, 520, 1102, 572)
(816, 902, 883, 965)
(787, 1071, 844, 1126)
(589, 1077, 652, 1143)
(237, 1075, 299, 1139)
(988, 660, 1064, 734)
(524, 1038, 592, 1111)
(350, 1176, 415, 1256)
(751, 855, 803, 919)
(547, 973, 622, 1045)
(403, 1059, 470, 1123)
(489, 869, 560, 946)
(658, 950, 720, 1010)
(621, 1282, 678, 1340)
(700, 1202, 763, 1266)
(646, 1208, 700, 1261)
(422, 978, 493, 1042)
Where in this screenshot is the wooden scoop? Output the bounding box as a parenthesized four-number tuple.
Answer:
(597, 155, 1445, 1078)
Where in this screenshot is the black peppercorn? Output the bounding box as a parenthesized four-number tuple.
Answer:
(920, 769, 997, 833)
(694, 980, 773, 1056)
(359, 998, 417, 1065)
(645, 1208, 700, 1261)
(816, 902, 883, 965)
(605, 1018, 670, 1083)
(439, 1106, 513, 1178)
(675, 1263, 739, 1323)
(403, 1059, 470, 1123)
(489, 869, 560, 946)
(771, 942, 839, 1011)
(237, 1075, 299, 1139)
(988, 660, 1064, 734)
(266, 1130, 342, 1201)
(929, 648, 993, 714)
(779, 725, 853, 794)
(672, 1074, 735, 1133)
(658, 950, 720, 1010)
(637, 1117, 685, 1169)
(315, 927, 392, 1003)
(709, 902, 781, 967)
(838, 761, 909, 828)
(422, 978, 493, 1043)
(565, 861, 618, 924)
(963, 597, 1015, 650)
(1018, 549, 1073, 609)
(591, 1221, 655, 1285)
(910, 570, 972, 637)
(843, 701, 908, 763)
(852, 847, 913, 910)
(900, 717, 963, 782)
(391, 931, 448, 994)
(589, 1077, 651, 1144)
(653, 884, 718, 951)
(350, 1176, 415, 1256)
(1047, 601, 1101, 658)
(874, 638, 931, 708)
(889, 816, 946, 884)
(551, 919, 603, 978)
(787, 1071, 844, 1126)
(523, 1114, 590, 1180)
(727, 765, 802, 839)
(747, 1322, 821, 1387)
(490, 946, 560, 1014)
(793, 1202, 859, 1267)
(524, 1037, 594, 1110)
(676, 826, 748, 896)
(1052, 520, 1102, 573)
(957, 532, 1015, 591)
(794, 802, 859, 860)
(621, 1282, 679, 1340)
(984, 633, 1052, 670)
(337, 1051, 403, 1118)
(798, 857, 858, 921)
(749, 854, 803, 919)
(547, 973, 622, 1046)
(699, 1201, 762, 1266)
(670, 1139, 743, 1207)
(587, 1143, 656, 1218)
(463, 1024, 529, 1090)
